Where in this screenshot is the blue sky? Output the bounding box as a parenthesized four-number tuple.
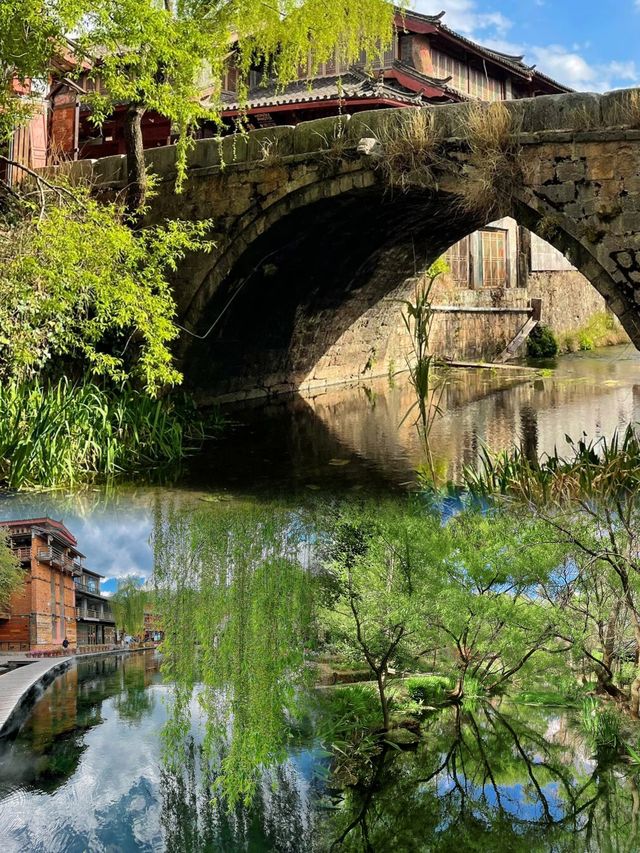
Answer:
(415, 0, 640, 91)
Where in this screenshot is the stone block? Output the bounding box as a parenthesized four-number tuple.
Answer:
(186, 139, 222, 170)
(92, 154, 126, 184)
(514, 92, 601, 133)
(555, 160, 586, 182)
(219, 133, 250, 166)
(293, 115, 351, 154)
(145, 144, 178, 174)
(600, 88, 640, 127)
(246, 125, 295, 161)
(540, 183, 577, 205)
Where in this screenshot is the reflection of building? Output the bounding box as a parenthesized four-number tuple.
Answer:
(74, 568, 116, 646)
(0, 518, 115, 652)
(143, 607, 164, 643)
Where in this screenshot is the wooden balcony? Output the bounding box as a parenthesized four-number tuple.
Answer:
(36, 548, 82, 575)
(13, 546, 31, 563)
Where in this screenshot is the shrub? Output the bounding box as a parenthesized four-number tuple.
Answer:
(405, 675, 452, 705)
(527, 324, 558, 358)
(581, 697, 622, 751)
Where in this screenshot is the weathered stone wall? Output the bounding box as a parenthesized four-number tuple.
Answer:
(527, 271, 617, 333)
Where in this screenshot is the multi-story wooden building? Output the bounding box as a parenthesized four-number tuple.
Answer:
(0, 519, 81, 652)
(45, 8, 567, 164)
(74, 567, 116, 646)
(0, 518, 115, 652)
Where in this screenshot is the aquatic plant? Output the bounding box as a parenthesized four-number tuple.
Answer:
(527, 324, 558, 358)
(581, 697, 622, 751)
(400, 257, 450, 482)
(0, 378, 218, 489)
(405, 675, 452, 705)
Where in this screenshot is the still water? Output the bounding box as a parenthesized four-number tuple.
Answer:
(0, 652, 636, 851)
(1, 347, 640, 851)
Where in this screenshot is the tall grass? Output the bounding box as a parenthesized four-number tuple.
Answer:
(457, 101, 525, 219)
(375, 108, 444, 190)
(0, 378, 219, 490)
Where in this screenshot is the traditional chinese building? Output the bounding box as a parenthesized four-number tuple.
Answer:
(45, 8, 568, 164)
(0, 518, 115, 652)
(0, 519, 80, 652)
(74, 567, 116, 646)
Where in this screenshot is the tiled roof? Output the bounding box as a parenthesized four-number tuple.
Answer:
(401, 8, 570, 92)
(1, 517, 78, 547)
(219, 68, 448, 112)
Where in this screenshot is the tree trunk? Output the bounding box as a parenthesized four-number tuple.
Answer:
(124, 101, 147, 215)
(375, 670, 390, 731)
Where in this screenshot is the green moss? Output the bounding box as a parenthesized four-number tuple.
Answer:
(560, 311, 628, 353)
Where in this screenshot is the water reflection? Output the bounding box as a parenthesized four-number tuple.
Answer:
(321, 701, 640, 852)
(181, 345, 640, 492)
(154, 501, 315, 811)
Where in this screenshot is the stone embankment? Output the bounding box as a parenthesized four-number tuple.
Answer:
(0, 656, 72, 736)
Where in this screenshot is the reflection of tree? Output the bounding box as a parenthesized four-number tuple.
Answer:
(324, 704, 640, 852)
(160, 735, 316, 852)
(153, 502, 314, 810)
(113, 658, 156, 724)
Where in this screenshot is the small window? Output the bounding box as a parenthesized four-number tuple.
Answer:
(446, 236, 470, 288)
(480, 229, 508, 288)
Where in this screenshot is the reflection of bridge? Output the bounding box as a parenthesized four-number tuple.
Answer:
(80, 90, 640, 397)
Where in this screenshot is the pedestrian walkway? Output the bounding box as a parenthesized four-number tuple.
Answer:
(0, 657, 72, 736)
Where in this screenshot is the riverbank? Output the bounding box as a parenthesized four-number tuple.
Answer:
(0, 646, 157, 737)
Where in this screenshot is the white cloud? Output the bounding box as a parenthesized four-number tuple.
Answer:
(415, 0, 512, 37)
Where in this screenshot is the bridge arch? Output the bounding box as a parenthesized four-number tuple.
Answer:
(80, 90, 640, 399)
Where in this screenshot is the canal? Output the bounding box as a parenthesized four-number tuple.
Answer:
(0, 345, 639, 851)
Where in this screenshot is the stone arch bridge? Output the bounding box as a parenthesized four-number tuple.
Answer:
(82, 89, 640, 400)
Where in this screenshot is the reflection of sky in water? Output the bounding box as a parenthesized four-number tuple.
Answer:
(0, 661, 320, 853)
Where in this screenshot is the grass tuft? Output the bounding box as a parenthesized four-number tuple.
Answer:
(601, 89, 640, 129)
(456, 101, 525, 219)
(375, 108, 444, 190)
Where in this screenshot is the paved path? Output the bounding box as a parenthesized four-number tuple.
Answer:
(0, 657, 72, 736)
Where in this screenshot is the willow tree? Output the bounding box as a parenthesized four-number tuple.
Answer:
(0, 533, 23, 613)
(76, 0, 395, 211)
(153, 501, 314, 809)
(111, 575, 147, 637)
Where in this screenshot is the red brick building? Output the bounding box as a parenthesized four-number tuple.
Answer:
(0, 519, 81, 652)
(0, 518, 116, 652)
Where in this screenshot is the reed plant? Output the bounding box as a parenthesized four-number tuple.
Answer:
(400, 257, 450, 481)
(0, 378, 219, 490)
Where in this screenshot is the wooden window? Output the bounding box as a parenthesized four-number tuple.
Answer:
(446, 236, 470, 287)
(480, 229, 508, 288)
